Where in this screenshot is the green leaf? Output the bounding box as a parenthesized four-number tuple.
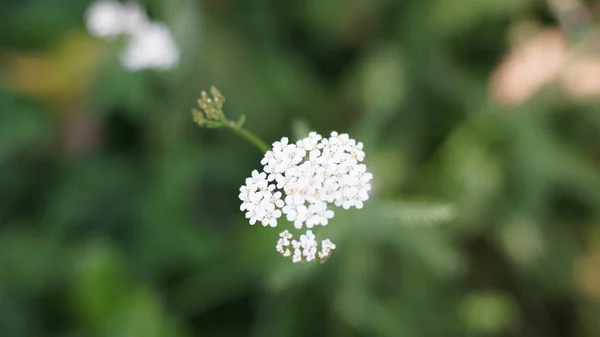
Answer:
(71, 241, 134, 328)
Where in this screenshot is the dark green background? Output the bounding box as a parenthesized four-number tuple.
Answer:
(1, 0, 600, 336)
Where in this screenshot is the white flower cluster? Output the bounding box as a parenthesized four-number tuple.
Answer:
(276, 230, 336, 263)
(85, 1, 180, 71)
(239, 131, 372, 263)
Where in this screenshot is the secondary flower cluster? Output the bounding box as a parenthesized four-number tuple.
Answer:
(239, 131, 372, 263)
(276, 230, 337, 263)
(85, 1, 180, 71)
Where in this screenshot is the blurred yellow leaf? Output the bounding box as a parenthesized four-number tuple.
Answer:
(0, 30, 104, 105)
(575, 251, 600, 301)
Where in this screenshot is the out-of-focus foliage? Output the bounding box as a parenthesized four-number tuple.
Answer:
(1, 0, 600, 336)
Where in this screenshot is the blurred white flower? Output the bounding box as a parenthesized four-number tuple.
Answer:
(120, 22, 180, 71)
(84, 1, 180, 71)
(120, 2, 148, 35)
(240, 131, 372, 263)
(85, 0, 127, 39)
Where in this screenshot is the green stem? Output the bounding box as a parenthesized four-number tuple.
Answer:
(226, 123, 270, 153)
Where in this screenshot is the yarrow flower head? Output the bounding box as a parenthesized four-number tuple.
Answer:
(239, 131, 372, 263)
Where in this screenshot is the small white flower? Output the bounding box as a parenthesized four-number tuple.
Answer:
(279, 230, 292, 241)
(245, 170, 267, 189)
(276, 230, 293, 255)
(306, 201, 334, 227)
(292, 251, 302, 263)
(318, 239, 336, 259)
(246, 207, 264, 225)
(261, 201, 282, 227)
(298, 132, 323, 151)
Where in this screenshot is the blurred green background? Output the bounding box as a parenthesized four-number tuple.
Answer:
(1, 0, 600, 336)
